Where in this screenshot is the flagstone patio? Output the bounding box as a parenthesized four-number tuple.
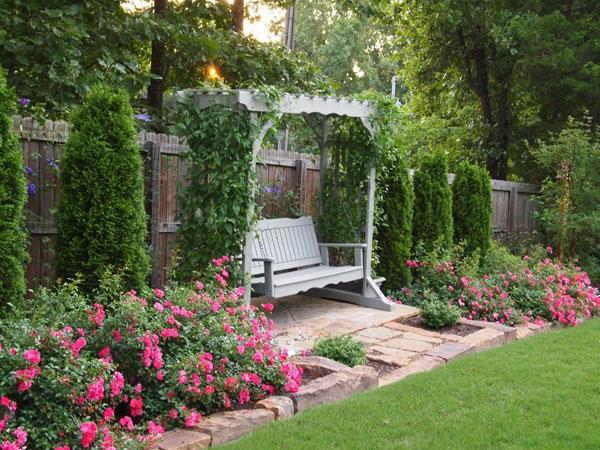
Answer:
(257, 295, 419, 352)
(258, 295, 530, 387)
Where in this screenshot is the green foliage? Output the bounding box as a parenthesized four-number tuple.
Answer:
(158, 3, 329, 96)
(412, 151, 453, 252)
(174, 96, 259, 281)
(0, 0, 150, 117)
(452, 162, 492, 257)
(532, 116, 600, 282)
(377, 158, 414, 290)
(420, 300, 461, 329)
(0, 68, 27, 309)
(294, 0, 399, 95)
(313, 335, 366, 367)
(56, 86, 150, 293)
(479, 241, 527, 276)
(394, 0, 600, 180)
(318, 119, 373, 248)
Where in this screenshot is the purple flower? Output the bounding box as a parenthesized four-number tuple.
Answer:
(134, 113, 152, 123)
(19, 97, 30, 107)
(46, 158, 59, 169)
(274, 186, 282, 194)
(24, 166, 34, 176)
(264, 186, 273, 194)
(27, 183, 36, 195)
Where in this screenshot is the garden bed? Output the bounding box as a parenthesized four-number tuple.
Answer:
(398, 315, 481, 337)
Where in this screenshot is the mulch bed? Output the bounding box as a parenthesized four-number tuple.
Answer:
(399, 316, 480, 337)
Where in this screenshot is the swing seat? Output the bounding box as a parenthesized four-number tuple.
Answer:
(249, 216, 396, 311)
(250, 217, 366, 298)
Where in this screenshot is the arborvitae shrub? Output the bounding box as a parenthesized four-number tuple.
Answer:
(378, 158, 414, 289)
(56, 86, 149, 293)
(452, 162, 492, 257)
(0, 69, 27, 307)
(412, 151, 453, 251)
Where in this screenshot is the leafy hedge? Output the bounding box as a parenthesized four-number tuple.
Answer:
(0, 258, 302, 449)
(56, 86, 149, 293)
(412, 151, 453, 251)
(0, 68, 27, 309)
(452, 162, 492, 257)
(377, 158, 414, 289)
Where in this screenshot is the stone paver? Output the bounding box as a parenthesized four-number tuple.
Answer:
(293, 356, 349, 378)
(321, 320, 365, 335)
(379, 356, 445, 386)
(367, 352, 412, 367)
(399, 331, 443, 344)
(357, 326, 402, 340)
(158, 430, 211, 450)
(353, 334, 381, 345)
(291, 365, 378, 412)
(515, 325, 534, 340)
(369, 345, 419, 359)
(425, 342, 474, 361)
(194, 409, 274, 446)
(377, 337, 435, 353)
(440, 333, 463, 342)
(460, 328, 506, 351)
(525, 321, 556, 335)
(255, 396, 294, 419)
(460, 318, 517, 342)
(384, 322, 441, 337)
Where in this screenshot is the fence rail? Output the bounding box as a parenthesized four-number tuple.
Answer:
(15, 117, 539, 290)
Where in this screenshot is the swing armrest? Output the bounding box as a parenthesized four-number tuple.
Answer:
(252, 258, 274, 297)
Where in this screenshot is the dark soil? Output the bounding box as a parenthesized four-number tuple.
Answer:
(399, 316, 480, 337)
(366, 358, 399, 375)
(301, 372, 322, 384)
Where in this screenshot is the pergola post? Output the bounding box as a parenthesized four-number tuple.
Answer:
(243, 114, 276, 303)
(363, 165, 376, 294)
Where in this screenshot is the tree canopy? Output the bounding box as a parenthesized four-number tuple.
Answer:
(394, 0, 600, 180)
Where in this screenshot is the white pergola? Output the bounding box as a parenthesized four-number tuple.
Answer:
(188, 89, 392, 310)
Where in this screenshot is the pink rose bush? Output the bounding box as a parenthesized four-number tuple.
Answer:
(0, 258, 302, 449)
(393, 246, 599, 327)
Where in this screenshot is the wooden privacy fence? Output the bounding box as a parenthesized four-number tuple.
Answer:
(15, 117, 538, 290)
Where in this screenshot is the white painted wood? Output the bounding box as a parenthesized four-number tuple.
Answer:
(189, 90, 378, 119)
(363, 165, 376, 294)
(254, 266, 363, 298)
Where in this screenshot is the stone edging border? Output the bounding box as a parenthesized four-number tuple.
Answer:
(159, 320, 559, 449)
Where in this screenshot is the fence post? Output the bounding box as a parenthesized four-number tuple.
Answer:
(509, 185, 519, 232)
(149, 141, 162, 288)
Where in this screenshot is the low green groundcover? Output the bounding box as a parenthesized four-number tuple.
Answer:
(223, 319, 600, 449)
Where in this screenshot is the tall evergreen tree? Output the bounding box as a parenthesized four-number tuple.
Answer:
(452, 162, 492, 257)
(56, 86, 149, 293)
(413, 151, 453, 251)
(0, 68, 28, 307)
(378, 159, 414, 289)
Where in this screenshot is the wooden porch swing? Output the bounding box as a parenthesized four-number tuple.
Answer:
(190, 89, 396, 311)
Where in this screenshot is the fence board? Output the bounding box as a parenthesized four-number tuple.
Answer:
(15, 117, 539, 289)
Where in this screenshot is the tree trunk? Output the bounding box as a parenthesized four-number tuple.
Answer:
(488, 80, 510, 180)
(231, 0, 244, 32)
(148, 0, 167, 114)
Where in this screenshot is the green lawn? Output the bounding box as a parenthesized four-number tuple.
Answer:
(223, 320, 600, 449)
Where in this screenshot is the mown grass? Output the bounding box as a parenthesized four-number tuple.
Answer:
(222, 320, 600, 449)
